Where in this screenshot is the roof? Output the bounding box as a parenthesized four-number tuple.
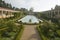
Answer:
(0, 7, 20, 12)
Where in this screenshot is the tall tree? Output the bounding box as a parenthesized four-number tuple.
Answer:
(0, 0, 2, 7)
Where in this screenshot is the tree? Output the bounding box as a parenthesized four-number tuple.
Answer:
(20, 8, 28, 15)
(29, 7, 34, 15)
(29, 7, 33, 12)
(54, 5, 60, 11)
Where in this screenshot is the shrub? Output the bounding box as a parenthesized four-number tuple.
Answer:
(38, 21, 60, 40)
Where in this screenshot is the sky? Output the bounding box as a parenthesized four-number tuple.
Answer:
(3, 0, 60, 12)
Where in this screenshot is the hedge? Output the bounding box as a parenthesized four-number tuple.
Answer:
(37, 27, 49, 40)
(13, 24, 24, 40)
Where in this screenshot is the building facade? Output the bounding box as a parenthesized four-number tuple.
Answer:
(41, 5, 60, 19)
(0, 7, 20, 18)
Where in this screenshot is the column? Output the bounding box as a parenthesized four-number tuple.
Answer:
(51, 11, 52, 18)
(58, 10, 59, 15)
(58, 10, 60, 18)
(1, 10, 3, 18)
(49, 11, 50, 18)
(49, 11, 51, 18)
(53, 10, 55, 18)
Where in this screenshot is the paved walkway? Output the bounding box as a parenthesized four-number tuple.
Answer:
(20, 25, 41, 40)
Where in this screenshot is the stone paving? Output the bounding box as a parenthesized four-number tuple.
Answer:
(20, 25, 41, 40)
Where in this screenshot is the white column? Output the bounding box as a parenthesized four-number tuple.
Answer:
(1, 10, 3, 18)
(9, 11, 12, 17)
(2, 10, 3, 15)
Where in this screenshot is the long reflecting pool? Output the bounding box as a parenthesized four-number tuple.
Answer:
(18, 15, 43, 24)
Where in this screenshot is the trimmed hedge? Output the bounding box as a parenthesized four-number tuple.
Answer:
(37, 27, 48, 40)
(13, 24, 24, 40)
(15, 27, 24, 40)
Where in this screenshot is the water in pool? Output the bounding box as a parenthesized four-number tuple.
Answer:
(18, 15, 42, 24)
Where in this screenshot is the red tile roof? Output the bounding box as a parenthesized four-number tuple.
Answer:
(0, 7, 20, 12)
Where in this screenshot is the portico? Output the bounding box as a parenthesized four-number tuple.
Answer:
(0, 7, 20, 18)
(49, 10, 60, 18)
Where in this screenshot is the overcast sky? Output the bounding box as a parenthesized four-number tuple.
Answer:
(3, 0, 60, 12)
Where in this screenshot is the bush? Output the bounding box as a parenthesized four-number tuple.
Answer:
(6, 21, 17, 32)
(38, 21, 60, 40)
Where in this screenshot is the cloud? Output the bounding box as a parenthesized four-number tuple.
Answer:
(4, 0, 60, 11)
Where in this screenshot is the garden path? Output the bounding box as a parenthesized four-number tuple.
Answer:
(20, 25, 41, 40)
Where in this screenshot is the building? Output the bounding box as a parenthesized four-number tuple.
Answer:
(41, 5, 60, 19)
(0, 7, 20, 18)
